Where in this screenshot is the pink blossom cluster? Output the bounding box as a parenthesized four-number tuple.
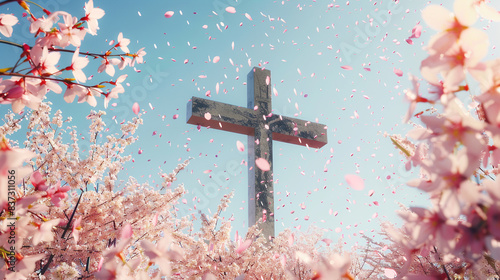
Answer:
(0, 104, 357, 279)
(0, 0, 146, 114)
(390, 0, 500, 277)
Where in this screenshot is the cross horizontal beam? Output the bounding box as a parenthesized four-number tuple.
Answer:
(187, 96, 327, 148)
(187, 97, 256, 136)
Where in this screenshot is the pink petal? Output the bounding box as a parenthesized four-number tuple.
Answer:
(422, 5, 453, 31)
(235, 239, 252, 254)
(393, 68, 403, 77)
(245, 13, 252, 21)
(204, 112, 212, 120)
(121, 224, 133, 240)
(213, 56, 220, 63)
(411, 24, 422, 38)
(322, 238, 333, 246)
(345, 174, 364, 191)
(454, 0, 477, 26)
(173, 114, 179, 119)
(164, 11, 174, 18)
(132, 102, 140, 114)
(478, 3, 500, 22)
(255, 158, 270, 171)
(225, 6, 236, 14)
(341, 65, 353, 70)
(236, 140, 245, 152)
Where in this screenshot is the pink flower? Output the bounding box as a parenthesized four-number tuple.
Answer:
(409, 98, 486, 157)
(105, 74, 127, 108)
(0, 14, 18, 37)
(316, 254, 352, 280)
(406, 149, 481, 212)
(422, 0, 476, 54)
(29, 13, 60, 35)
(235, 239, 252, 254)
(0, 139, 35, 211)
(69, 47, 89, 83)
(34, 78, 62, 99)
(32, 218, 61, 245)
(403, 74, 433, 123)
(83, 0, 105, 35)
(140, 234, 184, 276)
(30, 171, 48, 191)
(97, 58, 120, 76)
(63, 83, 87, 103)
(421, 28, 488, 92)
(58, 12, 86, 47)
(117, 56, 131, 70)
(72, 216, 83, 244)
(78, 87, 102, 107)
(1, 77, 41, 113)
(30, 45, 61, 76)
(44, 181, 70, 207)
(130, 47, 146, 66)
(399, 207, 458, 253)
(115, 32, 130, 53)
(4, 253, 44, 280)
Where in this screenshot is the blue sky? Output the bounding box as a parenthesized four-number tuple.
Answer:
(3, 0, 499, 248)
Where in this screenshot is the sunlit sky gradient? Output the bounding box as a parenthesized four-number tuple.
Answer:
(3, 0, 500, 247)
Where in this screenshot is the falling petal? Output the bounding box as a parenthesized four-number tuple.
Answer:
(237, 140, 245, 152)
(226, 6, 236, 14)
(341, 65, 353, 70)
(164, 11, 174, 18)
(322, 238, 333, 246)
(345, 174, 364, 191)
(132, 102, 140, 114)
(213, 56, 220, 63)
(235, 239, 252, 254)
(255, 158, 271, 171)
(204, 112, 211, 120)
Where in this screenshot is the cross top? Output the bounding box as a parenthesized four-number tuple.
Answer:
(187, 67, 328, 238)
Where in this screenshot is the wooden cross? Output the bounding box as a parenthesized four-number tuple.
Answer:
(186, 67, 328, 238)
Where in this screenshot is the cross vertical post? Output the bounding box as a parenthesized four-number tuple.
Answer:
(247, 68, 274, 238)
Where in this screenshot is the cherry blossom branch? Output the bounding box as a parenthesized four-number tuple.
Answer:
(0, 72, 104, 90)
(48, 46, 138, 59)
(61, 191, 83, 239)
(24, 0, 46, 11)
(0, 0, 17, 7)
(0, 39, 23, 49)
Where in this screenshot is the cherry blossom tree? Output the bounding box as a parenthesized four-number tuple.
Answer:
(387, 0, 500, 278)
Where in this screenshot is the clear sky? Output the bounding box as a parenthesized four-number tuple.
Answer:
(3, 0, 500, 248)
